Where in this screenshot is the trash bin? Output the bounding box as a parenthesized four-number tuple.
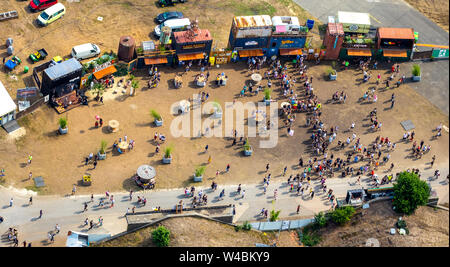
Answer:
(306, 19, 315, 30)
(24, 66, 29, 73)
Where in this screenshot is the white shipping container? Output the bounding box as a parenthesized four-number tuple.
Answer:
(236, 27, 272, 38)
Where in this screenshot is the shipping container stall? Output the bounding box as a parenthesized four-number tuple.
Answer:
(270, 16, 308, 58)
(40, 58, 83, 98)
(376, 27, 414, 62)
(137, 41, 175, 68)
(323, 23, 345, 60)
(228, 15, 272, 60)
(173, 29, 213, 63)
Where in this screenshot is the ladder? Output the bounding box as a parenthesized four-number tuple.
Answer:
(0, 10, 18, 21)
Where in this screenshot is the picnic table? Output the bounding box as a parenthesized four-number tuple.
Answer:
(251, 73, 262, 85)
(118, 141, 128, 152)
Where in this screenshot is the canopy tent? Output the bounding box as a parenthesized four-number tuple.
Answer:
(144, 57, 168, 65)
(279, 48, 303, 56)
(383, 50, 407, 58)
(0, 80, 17, 118)
(347, 49, 372, 56)
(93, 65, 117, 80)
(238, 49, 264, 57)
(136, 165, 156, 181)
(177, 53, 204, 61)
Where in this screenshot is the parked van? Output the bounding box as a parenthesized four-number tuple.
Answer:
(29, 0, 58, 12)
(154, 18, 190, 37)
(71, 43, 101, 60)
(36, 2, 65, 26)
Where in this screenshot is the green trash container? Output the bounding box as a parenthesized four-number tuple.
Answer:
(24, 66, 29, 73)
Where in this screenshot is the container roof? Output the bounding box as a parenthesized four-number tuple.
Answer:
(0, 80, 17, 117)
(378, 27, 415, 40)
(272, 16, 300, 26)
(174, 29, 212, 43)
(233, 15, 272, 28)
(338, 11, 370, 25)
(44, 58, 82, 81)
(327, 23, 344, 35)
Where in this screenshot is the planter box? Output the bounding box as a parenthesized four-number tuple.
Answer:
(155, 119, 163, 127)
(59, 127, 68, 135)
(193, 174, 203, 182)
(244, 147, 253, 156)
(264, 98, 271, 106)
(97, 151, 106, 160)
(329, 73, 337, 81)
(162, 156, 172, 164)
(212, 110, 222, 119)
(412, 75, 421, 82)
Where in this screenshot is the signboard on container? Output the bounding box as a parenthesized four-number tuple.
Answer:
(17, 87, 38, 99)
(432, 48, 449, 59)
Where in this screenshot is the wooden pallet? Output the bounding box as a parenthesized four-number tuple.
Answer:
(0, 10, 18, 21)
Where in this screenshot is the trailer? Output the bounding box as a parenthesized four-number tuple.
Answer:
(4, 56, 21, 71)
(29, 48, 48, 63)
(0, 10, 18, 21)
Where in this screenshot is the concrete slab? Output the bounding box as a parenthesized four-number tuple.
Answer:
(400, 120, 415, 131)
(33, 176, 45, 188)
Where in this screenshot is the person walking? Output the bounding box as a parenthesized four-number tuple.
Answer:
(207, 155, 212, 164)
(390, 99, 395, 109)
(29, 196, 32, 206)
(84, 218, 89, 226)
(55, 224, 60, 234)
(39, 209, 43, 219)
(129, 190, 133, 201)
(296, 204, 300, 214)
(215, 170, 220, 178)
(9, 197, 13, 207)
(241, 190, 246, 199)
(28, 171, 32, 180)
(72, 185, 76, 195)
(204, 144, 209, 153)
(283, 166, 288, 176)
(93, 160, 98, 169)
(90, 194, 94, 203)
(274, 189, 278, 201)
(430, 155, 436, 168)
(28, 155, 32, 165)
(265, 163, 270, 172)
(98, 216, 103, 226)
(83, 202, 88, 212)
(226, 164, 230, 173)
(89, 220, 94, 230)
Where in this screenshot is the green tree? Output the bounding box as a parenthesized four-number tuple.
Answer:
(313, 212, 327, 229)
(269, 209, 281, 222)
(331, 206, 355, 225)
(393, 171, 430, 215)
(152, 226, 170, 247)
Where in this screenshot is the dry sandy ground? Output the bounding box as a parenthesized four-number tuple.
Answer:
(96, 216, 273, 247)
(316, 200, 449, 247)
(0, 1, 448, 196)
(404, 0, 449, 32)
(0, 60, 448, 196)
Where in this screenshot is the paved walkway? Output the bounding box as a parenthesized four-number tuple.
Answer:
(0, 165, 447, 246)
(294, 0, 450, 115)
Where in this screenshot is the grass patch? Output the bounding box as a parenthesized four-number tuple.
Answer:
(25, 185, 48, 195)
(225, 0, 277, 16)
(278, 0, 291, 6)
(14, 136, 27, 150)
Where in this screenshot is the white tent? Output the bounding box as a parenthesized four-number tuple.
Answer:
(0, 80, 17, 125)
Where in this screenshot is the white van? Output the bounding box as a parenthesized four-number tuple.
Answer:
(71, 43, 101, 60)
(36, 2, 65, 26)
(154, 18, 191, 37)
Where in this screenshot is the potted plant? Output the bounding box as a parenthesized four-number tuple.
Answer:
(58, 117, 68, 134)
(212, 101, 222, 119)
(412, 64, 421, 81)
(131, 80, 139, 96)
(162, 145, 173, 164)
(243, 138, 252, 156)
(327, 67, 337, 81)
(263, 88, 271, 105)
(193, 166, 206, 182)
(97, 140, 107, 160)
(151, 109, 163, 126)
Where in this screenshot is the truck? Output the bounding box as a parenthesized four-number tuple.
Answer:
(29, 48, 48, 63)
(158, 0, 187, 7)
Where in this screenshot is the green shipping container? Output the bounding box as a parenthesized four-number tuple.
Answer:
(432, 49, 449, 59)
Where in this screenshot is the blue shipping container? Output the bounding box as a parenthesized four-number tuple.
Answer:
(269, 36, 306, 49)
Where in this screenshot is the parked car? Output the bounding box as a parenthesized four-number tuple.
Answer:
(36, 2, 65, 26)
(29, 0, 58, 12)
(154, 18, 190, 37)
(71, 43, 101, 60)
(155, 11, 183, 24)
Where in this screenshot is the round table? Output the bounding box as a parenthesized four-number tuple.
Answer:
(251, 73, 262, 85)
(196, 75, 206, 87)
(109, 120, 119, 133)
(118, 141, 128, 152)
(137, 165, 156, 182)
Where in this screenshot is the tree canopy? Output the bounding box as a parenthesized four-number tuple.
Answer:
(393, 171, 430, 215)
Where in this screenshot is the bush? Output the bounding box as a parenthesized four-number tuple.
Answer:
(243, 138, 251, 151)
(99, 140, 107, 154)
(331, 206, 355, 225)
(269, 209, 281, 222)
(164, 145, 173, 158)
(299, 226, 321, 246)
(152, 226, 170, 247)
(58, 117, 67, 129)
(412, 64, 421, 76)
(393, 171, 430, 215)
(150, 109, 162, 121)
(326, 67, 336, 75)
(195, 166, 206, 177)
(313, 212, 328, 229)
(242, 221, 252, 231)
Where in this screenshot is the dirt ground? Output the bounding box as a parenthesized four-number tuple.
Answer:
(316, 200, 449, 247)
(0, 0, 448, 196)
(404, 0, 449, 32)
(96, 216, 275, 247)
